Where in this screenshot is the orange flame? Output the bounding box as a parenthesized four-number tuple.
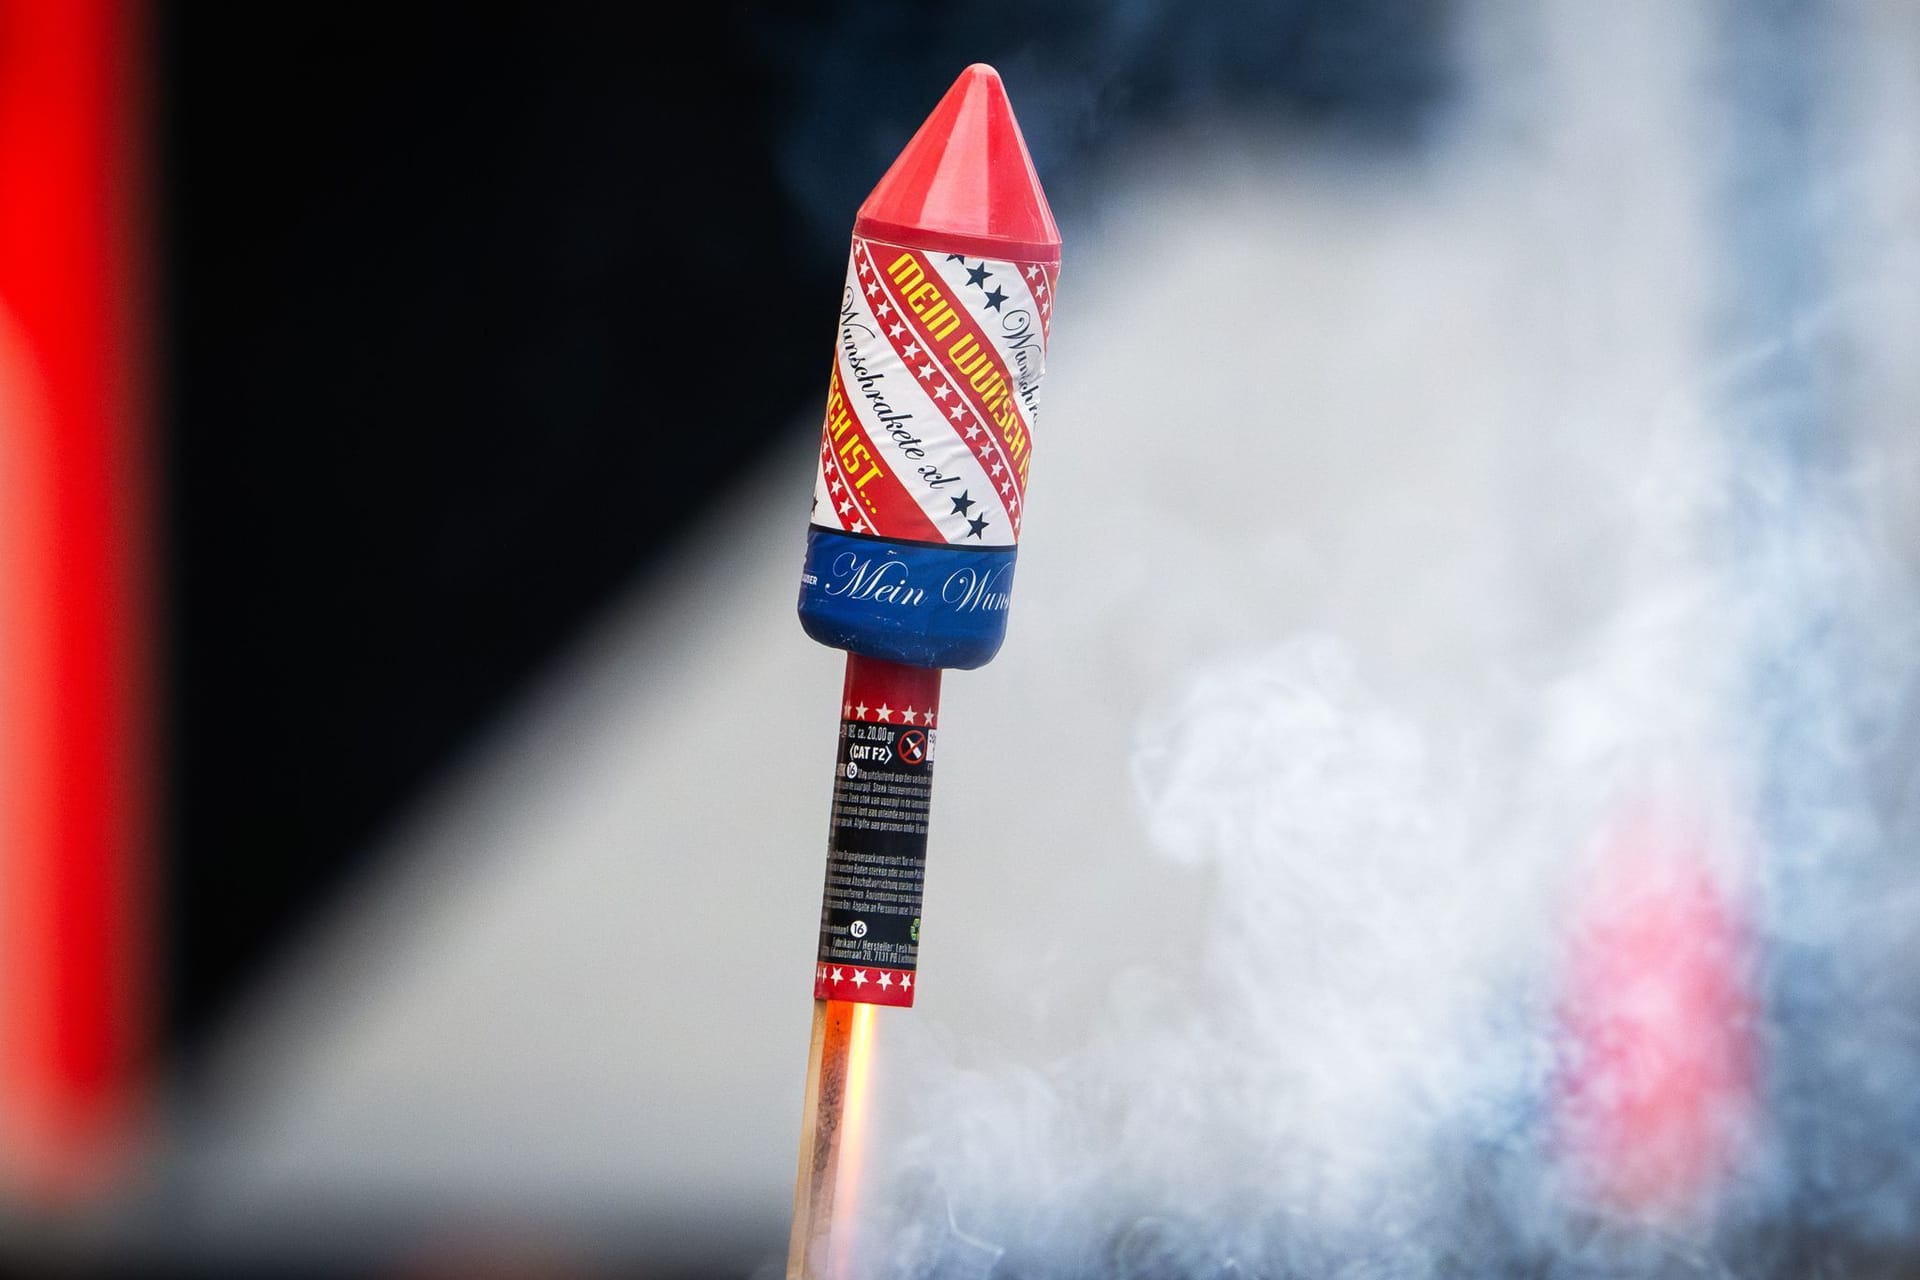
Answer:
(789, 1000, 882, 1280)
(830, 1002, 877, 1277)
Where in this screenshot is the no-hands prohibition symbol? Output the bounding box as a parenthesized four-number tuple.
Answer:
(896, 729, 928, 765)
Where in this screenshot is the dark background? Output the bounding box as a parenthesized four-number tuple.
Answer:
(156, 0, 1450, 1053)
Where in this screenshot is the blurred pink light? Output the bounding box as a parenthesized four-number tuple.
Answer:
(1557, 813, 1757, 1222)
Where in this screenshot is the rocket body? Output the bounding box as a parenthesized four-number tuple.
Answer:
(798, 65, 1060, 670)
(787, 65, 1062, 1278)
(793, 64, 1060, 1011)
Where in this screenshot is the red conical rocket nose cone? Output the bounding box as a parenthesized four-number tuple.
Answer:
(855, 64, 1060, 265)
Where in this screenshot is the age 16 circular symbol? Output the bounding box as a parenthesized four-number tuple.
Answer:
(850, 920, 868, 938)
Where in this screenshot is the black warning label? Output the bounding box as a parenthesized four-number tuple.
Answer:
(817, 717, 936, 973)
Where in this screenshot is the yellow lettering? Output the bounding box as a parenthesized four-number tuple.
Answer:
(825, 386, 852, 439)
(887, 253, 923, 289)
(838, 438, 886, 492)
(949, 334, 986, 375)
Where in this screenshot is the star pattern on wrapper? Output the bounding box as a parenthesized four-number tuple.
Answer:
(816, 962, 919, 1004)
(840, 700, 939, 730)
(818, 242, 1044, 558)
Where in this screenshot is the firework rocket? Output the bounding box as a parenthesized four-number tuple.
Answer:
(787, 64, 1060, 1279)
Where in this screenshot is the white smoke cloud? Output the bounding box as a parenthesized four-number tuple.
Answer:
(838, 4, 1920, 1273)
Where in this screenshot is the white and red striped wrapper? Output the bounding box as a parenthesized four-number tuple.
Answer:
(813, 238, 1057, 549)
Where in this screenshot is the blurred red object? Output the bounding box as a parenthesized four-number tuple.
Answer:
(0, 0, 152, 1202)
(1556, 811, 1757, 1222)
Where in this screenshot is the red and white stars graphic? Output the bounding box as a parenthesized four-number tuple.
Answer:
(843, 701, 934, 728)
(813, 239, 1049, 546)
(814, 962, 917, 1007)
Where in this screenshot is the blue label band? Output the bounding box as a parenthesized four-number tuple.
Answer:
(797, 525, 1017, 670)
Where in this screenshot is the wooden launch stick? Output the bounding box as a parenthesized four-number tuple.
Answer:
(787, 999, 869, 1278)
